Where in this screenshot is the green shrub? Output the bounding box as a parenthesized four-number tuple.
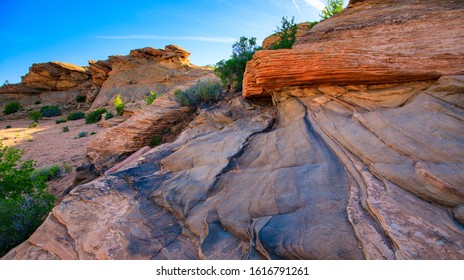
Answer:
(75, 95, 86, 103)
(214, 37, 260, 92)
(67, 111, 85, 121)
(85, 108, 107, 124)
(174, 79, 222, 107)
(62, 126, 69, 133)
(0, 142, 55, 256)
(28, 110, 43, 122)
(104, 112, 114, 120)
(31, 165, 61, 182)
(3, 101, 21, 115)
(63, 163, 72, 173)
(55, 119, 67, 124)
(5, 125, 11, 129)
(34, 100, 42, 105)
(320, 0, 344, 20)
(114, 94, 125, 116)
(150, 135, 162, 147)
(40, 105, 61, 117)
(75, 131, 88, 139)
(28, 122, 38, 128)
(144, 91, 157, 105)
(270, 17, 297, 50)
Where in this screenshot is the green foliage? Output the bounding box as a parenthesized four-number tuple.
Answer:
(2, 80, 10, 87)
(85, 108, 107, 124)
(34, 100, 42, 105)
(55, 119, 67, 124)
(67, 111, 85, 121)
(90, 132, 97, 135)
(75, 131, 87, 139)
(0, 142, 55, 256)
(63, 163, 72, 174)
(28, 122, 38, 129)
(271, 17, 298, 50)
(5, 125, 11, 129)
(31, 165, 61, 182)
(320, 0, 344, 20)
(3, 101, 21, 115)
(104, 112, 114, 120)
(214, 36, 260, 92)
(144, 91, 157, 105)
(62, 126, 69, 133)
(28, 110, 43, 122)
(40, 105, 61, 118)
(149, 135, 162, 148)
(174, 79, 222, 107)
(114, 94, 125, 116)
(75, 95, 86, 103)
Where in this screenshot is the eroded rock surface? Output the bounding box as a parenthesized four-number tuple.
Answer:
(3, 0, 464, 260)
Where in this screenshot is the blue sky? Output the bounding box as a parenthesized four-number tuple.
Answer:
(0, 0, 348, 84)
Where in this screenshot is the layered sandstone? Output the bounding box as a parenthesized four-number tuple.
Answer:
(21, 62, 90, 91)
(243, 0, 464, 97)
(89, 45, 210, 109)
(3, 0, 464, 260)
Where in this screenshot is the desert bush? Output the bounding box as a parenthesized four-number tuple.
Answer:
(114, 94, 125, 116)
(320, 0, 344, 20)
(5, 125, 11, 129)
(28, 110, 43, 122)
(67, 111, 85, 121)
(270, 17, 298, 50)
(63, 163, 72, 173)
(75, 131, 87, 139)
(144, 91, 157, 105)
(214, 36, 260, 92)
(55, 119, 67, 124)
(3, 101, 21, 115)
(104, 112, 114, 120)
(34, 100, 42, 105)
(0, 142, 55, 256)
(28, 122, 38, 129)
(174, 79, 222, 107)
(150, 135, 162, 147)
(85, 108, 107, 124)
(31, 165, 61, 182)
(40, 105, 61, 117)
(75, 95, 86, 103)
(62, 126, 69, 133)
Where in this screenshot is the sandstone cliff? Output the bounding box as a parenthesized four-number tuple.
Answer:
(3, 0, 464, 260)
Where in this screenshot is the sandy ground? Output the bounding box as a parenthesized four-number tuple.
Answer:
(0, 116, 106, 198)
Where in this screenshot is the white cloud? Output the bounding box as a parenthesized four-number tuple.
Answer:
(291, 0, 303, 16)
(95, 35, 236, 43)
(304, 0, 326, 10)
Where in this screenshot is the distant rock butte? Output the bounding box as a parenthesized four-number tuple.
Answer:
(3, 0, 464, 260)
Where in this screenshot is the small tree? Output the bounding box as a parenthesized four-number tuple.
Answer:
(320, 0, 344, 20)
(271, 17, 298, 50)
(114, 94, 125, 116)
(214, 36, 260, 92)
(0, 142, 55, 256)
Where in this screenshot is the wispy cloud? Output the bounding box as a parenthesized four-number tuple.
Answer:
(291, 0, 303, 16)
(304, 0, 325, 10)
(95, 35, 236, 43)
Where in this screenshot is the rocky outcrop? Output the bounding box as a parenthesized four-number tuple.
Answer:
(243, 0, 464, 97)
(3, 0, 464, 260)
(86, 96, 194, 173)
(21, 62, 90, 91)
(89, 45, 210, 109)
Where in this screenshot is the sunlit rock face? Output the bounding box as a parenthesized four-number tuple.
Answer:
(3, 0, 464, 260)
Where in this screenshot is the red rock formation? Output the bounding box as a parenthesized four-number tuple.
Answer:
(21, 62, 90, 91)
(243, 0, 464, 97)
